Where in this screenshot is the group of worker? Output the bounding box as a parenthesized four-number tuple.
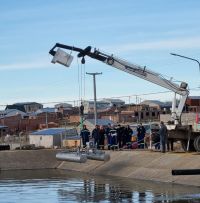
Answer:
(80, 124, 134, 150)
(80, 121, 168, 153)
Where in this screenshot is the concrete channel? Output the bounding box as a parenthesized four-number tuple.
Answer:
(0, 149, 200, 187)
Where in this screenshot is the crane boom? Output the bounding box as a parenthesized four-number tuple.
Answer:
(49, 43, 189, 124)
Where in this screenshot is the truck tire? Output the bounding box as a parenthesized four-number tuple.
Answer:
(194, 137, 198, 151)
(181, 140, 195, 152)
(194, 136, 200, 152)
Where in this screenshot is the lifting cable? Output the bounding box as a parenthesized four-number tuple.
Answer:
(83, 62, 86, 100)
(80, 60, 82, 101)
(76, 57, 81, 106)
(76, 57, 86, 106)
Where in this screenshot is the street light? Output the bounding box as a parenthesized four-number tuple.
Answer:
(170, 53, 200, 72)
(170, 53, 200, 151)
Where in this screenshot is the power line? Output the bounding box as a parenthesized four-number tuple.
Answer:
(0, 87, 199, 107)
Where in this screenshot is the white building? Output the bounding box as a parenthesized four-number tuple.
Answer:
(29, 128, 77, 148)
(102, 98, 125, 107)
(55, 103, 73, 110)
(82, 99, 125, 114)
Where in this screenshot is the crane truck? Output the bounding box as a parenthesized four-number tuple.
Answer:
(49, 43, 200, 152)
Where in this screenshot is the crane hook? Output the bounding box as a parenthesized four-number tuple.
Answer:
(81, 57, 85, 64)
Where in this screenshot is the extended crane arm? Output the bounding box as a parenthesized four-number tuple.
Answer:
(49, 43, 189, 124)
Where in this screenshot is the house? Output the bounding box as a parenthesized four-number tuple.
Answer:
(140, 100, 164, 109)
(0, 110, 27, 134)
(35, 107, 57, 115)
(35, 107, 58, 126)
(55, 103, 74, 118)
(0, 107, 59, 134)
(29, 127, 78, 148)
(0, 125, 8, 137)
(102, 98, 125, 107)
(55, 103, 72, 109)
(6, 102, 43, 113)
(100, 103, 160, 123)
(82, 100, 111, 114)
(0, 109, 27, 118)
(185, 96, 200, 113)
(140, 100, 171, 112)
(83, 99, 125, 114)
(186, 96, 200, 107)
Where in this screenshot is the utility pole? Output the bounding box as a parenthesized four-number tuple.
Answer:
(45, 111, 48, 128)
(86, 72, 102, 126)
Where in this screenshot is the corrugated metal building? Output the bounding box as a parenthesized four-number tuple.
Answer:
(29, 128, 77, 148)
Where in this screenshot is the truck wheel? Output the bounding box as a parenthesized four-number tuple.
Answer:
(194, 137, 198, 151)
(194, 136, 200, 152)
(181, 140, 195, 152)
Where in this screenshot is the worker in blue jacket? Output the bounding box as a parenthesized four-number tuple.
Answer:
(80, 125, 90, 148)
(92, 125, 100, 148)
(159, 121, 168, 153)
(137, 123, 146, 149)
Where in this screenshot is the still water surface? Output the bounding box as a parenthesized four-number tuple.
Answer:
(0, 169, 199, 203)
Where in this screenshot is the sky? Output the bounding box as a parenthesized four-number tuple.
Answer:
(0, 0, 200, 109)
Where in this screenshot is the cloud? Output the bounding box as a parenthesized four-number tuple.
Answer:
(103, 36, 200, 52)
(1, 36, 200, 71)
(0, 52, 55, 71)
(0, 61, 51, 71)
(0, 53, 96, 71)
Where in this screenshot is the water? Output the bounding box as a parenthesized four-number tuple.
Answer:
(0, 169, 199, 203)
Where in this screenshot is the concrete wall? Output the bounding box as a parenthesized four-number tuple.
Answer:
(1, 149, 200, 187)
(58, 150, 200, 187)
(0, 149, 61, 170)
